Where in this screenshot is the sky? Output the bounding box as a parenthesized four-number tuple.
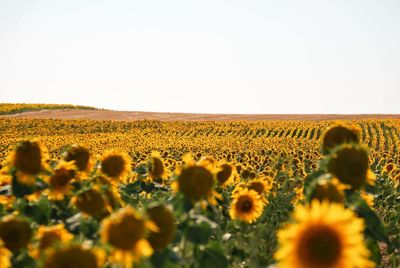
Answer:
(0, 0, 399, 114)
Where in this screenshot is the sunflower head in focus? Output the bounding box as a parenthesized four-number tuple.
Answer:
(100, 150, 131, 183)
(0, 215, 32, 251)
(229, 188, 264, 224)
(8, 140, 48, 185)
(328, 144, 373, 189)
(275, 200, 374, 268)
(381, 163, 396, 176)
(100, 206, 156, 267)
(63, 144, 92, 173)
(146, 204, 176, 251)
(322, 125, 360, 154)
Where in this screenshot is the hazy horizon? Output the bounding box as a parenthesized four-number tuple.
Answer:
(1, 0, 400, 114)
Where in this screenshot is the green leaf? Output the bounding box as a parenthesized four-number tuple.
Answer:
(196, 242, 228, 268)
(187, 221, 212, 244)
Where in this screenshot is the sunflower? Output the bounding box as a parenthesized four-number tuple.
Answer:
(8, 140, 48, 185)
(73, 188, 108, 218)
(93, 175, 122, 210)
(31, 224, 73, 258)
(100, 206, 157, 267)
(0, 242, 11, 268)
(310, 175, 346, 203)
(36, 224, 72, 250)
(275, 200, 374, 268)
(216, 162, 236, 187)
(63, 144, 92, 173)
(0, 215, 32, 251)
(229, 188, 264, 224)
(247, 177, 272, 204)
(146, 205, 176, 251)
(147, 151, 169, 183)
(328, 144, 374, 189)
(361, 190, 375, 207)
(100, 150, 131, 183)
(0, 195, 14, 209)
(45, 161, 76, 200)
(43, 244, 103, 268)
(381, 163, 396, 177)
(173, 155, 220, 205)
(198, 156, 217, 170)
(322, 125, 359, 154)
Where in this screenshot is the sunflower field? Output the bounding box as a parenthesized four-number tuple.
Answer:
(0, 104, 96, 115)
(0, 112, 400, 267)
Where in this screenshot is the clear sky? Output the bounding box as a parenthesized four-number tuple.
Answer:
(1, 0, 399, 114)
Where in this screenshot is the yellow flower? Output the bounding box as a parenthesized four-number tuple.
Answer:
(361, 191, 375, 208)
(322, 125, 359, 154)
(247, 177, 272, 204)
(100, 206, 156, 267)
(45, 161, 76, 200)
(173, 155, 219, 205)
(0, 242, 11, 268)
(43, 244, 103, 268)
(0, 194, 15, 209)
(275, 200, 374, 268)
(73, 188, 107, 218)
(381, 163, 396, 176)
(328, 144, 373, 189)
(216, 162, 236, 187)
(31, 224, 73, 257)
(0, 215, 32, 251)
(100, 150, 131, 183)
(147, 151, 170, 183)
(63, 144, 92, 173)
(229, 188, 264, 224)
(310, 175, 346, 203)
(146, 205, 176, 251)
(8, 140, 48, 185)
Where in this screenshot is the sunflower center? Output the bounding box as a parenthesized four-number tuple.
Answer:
(385, 164, 394, 172)
(0, 219, 32, 251)
(237, 196, 253, 213)
(101, 155, 125, 178)
(14, 142, 42, 175)
(147, 205, 176, 251)
(297, 225, 342, 268)
(75, 189, 105, 217)
(178, 166, 214, 200)
(329, 147, 368, 189)
(322, 126, 358, 153)
(107, 214, 145, 250)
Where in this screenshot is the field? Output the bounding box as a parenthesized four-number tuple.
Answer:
(0, 104, 399, 267)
